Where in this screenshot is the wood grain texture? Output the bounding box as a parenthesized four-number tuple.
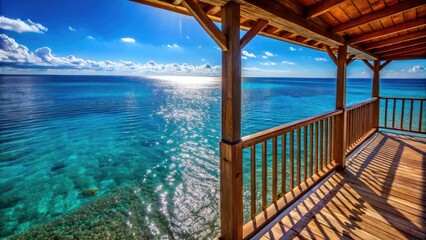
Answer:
(257, 132, 426, 240)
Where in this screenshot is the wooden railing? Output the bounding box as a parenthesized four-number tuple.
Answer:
(240, 110, 341, 239)
(379, 97, 426, 134)
(345, 98, 378, 155)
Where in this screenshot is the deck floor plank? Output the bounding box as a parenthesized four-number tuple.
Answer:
(256, 132, 426, 240)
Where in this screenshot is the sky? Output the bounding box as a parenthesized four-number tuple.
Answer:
(0, 0, 425, 78)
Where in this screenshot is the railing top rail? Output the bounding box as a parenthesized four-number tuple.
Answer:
(241, 109, 342, 148)
(345, 97, 378, 111)
(379, 96, 426, 100)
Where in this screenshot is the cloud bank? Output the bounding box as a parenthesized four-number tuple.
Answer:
(0, 34, 225, 75)
(0, 16, 47, 33)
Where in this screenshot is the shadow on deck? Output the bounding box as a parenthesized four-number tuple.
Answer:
(254, 132, 426, 240)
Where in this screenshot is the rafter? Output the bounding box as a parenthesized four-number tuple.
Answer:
(305, 0, 348, 19)
(181, 0, 227, 50)
(332, 0, 425, 34)
(348, 18, 426, 44)
(240, 19, 268, 49)
(346, 55, 356, 66)
(379, 44, 426, 58)
(372, 39, 426, 54)
(381, 54, 426, 61)
(364, 31, 426, 50)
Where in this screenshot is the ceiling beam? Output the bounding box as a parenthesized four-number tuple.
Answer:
(372, 38, 426, 54)
(364, 31, 426, 50)
(381, 54, 426, 61)
(379, 44, 426, 58)
(305, 0, 348, 19)
(240, 19, 268, 49)
(348, 44, 378, 60)
(348, 18, 426, 44)
(332, 0, 425, 34)
(242, 0, 344, 47)
(181, 0, 227, 50)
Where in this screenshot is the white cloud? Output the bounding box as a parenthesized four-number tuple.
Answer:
(167, 43, 180, 48)
(289, 47, 296, 51)
(260, 61, 276, 66)
(242, 56, 247, 60)
(68, 26, 76, 32)
(315, 57, 328, 62)
(265, 51, 274, 57)
(121, 37, 135, 43)
(299, 48, 303, 51)
(87, 36, 94, 40)
(281, 61, 295, 65)
(0, 16, 47, 33)
(408, 65, 424, 73)
(0, 34, 224, 75)
(185, 36, 190, 40)
(242, 50, 256, 58)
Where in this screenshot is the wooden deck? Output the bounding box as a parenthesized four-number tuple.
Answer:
(254, 132, 426, 240)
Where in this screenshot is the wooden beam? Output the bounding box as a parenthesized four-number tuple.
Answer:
(172, 0, 183, 5)
(372, 38, 426, 54)
(334, 45, 348, 169)
(332, 0, 425, 34)
(348, 44, 378, 61)
(182, 0, 227, 50)
(380, 60, 392, 71)
(324, 46, 337, 65)
(364, 31, 426, 50)
(381, 54, 426, 61)
(372, 61, 380, 128)
(348, 18, 426, 44)
(305, 0, 348, 19)
(240, 19, 268, 49)
(346, 55, 355, 66)
(379, 43, 426, 58)
(220, 3, 242, 239)
(362, 59, 374, 70)
(242, 0, 344, 47)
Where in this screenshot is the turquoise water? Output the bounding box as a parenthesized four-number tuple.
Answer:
(0, 75, 425, 239)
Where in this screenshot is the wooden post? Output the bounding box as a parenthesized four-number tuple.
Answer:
(220, 1, 242, 240)
(333, 45, 347, 169)
(372, 60, 380, 129)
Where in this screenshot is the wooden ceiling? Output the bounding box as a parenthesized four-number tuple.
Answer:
(132, 0, 426, 61)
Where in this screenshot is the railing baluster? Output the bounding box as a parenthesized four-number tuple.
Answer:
(309, 124, 313, 177)
(384, 98, 388, 128)
(392, 99, 396, 129)
(272, 137, 277, 202)
(303, 126, 308, 181)
(325, 117, 329, 165)
(250, 145, 256, 219)
(297, 128, 301, 186)
(281, 133, 286, 195)
(409, 100, 414, 131)
(290, 130, 294, 190)
(262, 141, 267, 210)
(330, 116, 334, 163)
(315, 121, 319, 173)
(420, 100, 424, 132)
(401, 99, 405, 129)
(319, 119, 323, 169)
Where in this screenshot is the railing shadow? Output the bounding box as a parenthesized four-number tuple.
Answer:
(259, 131, 425, 239)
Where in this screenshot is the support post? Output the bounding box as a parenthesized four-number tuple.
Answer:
(220, 1, 242, 239)
(372, 60, 380, 129)
(333, 45, 348, 169)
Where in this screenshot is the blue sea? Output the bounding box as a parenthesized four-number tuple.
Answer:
(0, 75, 425, 239)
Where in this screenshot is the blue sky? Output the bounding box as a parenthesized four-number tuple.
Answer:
(0, 0, 425, 78)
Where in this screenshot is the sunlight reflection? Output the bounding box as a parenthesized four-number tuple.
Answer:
(148, 76, 220, 86)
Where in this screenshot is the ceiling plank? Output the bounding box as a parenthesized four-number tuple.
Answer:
(240, 19, 269, 49)
(305, 0, 349, 19)
(332, 0, 425, 34)
(181, 0, 227, 50)
(372, 38, 426, 54)
(348, 18, 426, 44)
(364, 31, 426, 50)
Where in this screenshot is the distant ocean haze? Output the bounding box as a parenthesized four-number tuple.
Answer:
(0, 75, 425, 238)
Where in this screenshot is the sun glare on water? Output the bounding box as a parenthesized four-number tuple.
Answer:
(148, 76, 220, 86)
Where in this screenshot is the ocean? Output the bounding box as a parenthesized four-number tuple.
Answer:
(0, 75, 425, 239)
